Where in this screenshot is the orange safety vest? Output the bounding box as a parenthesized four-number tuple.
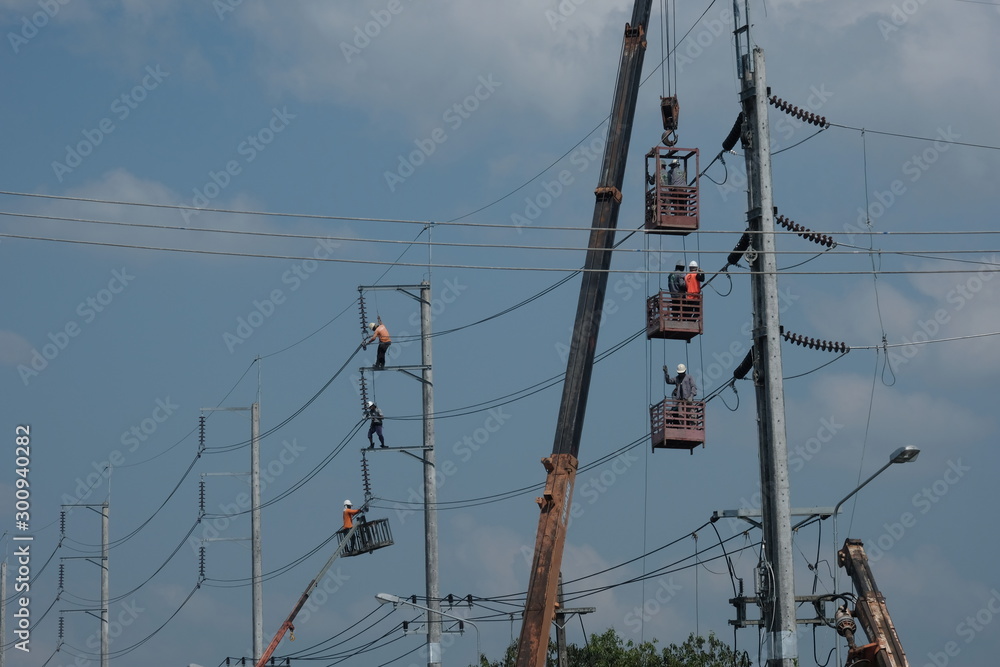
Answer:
(685, 272, 701, 296)
(343, 507, 361, 530)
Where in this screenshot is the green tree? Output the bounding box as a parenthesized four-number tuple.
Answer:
(476, 629, 749, 667)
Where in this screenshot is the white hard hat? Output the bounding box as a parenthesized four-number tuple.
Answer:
(670, 159, 679, 165)
(367, 401, 374, 408)
(344, 499, 352, 506)
(689, 260, 698, 269)
(677, 364, 687, 374)
(369, 322, 377, 330)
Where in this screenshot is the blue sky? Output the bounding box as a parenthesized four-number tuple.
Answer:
(2, 1, 1000, 666)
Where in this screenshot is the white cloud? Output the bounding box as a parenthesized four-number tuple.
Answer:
(788, 372, 992, 468)
(232, 1, 632, 130)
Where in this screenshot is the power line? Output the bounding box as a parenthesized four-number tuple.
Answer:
(5, 229, 1000, 275)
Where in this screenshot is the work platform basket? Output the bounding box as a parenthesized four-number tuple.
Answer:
(645, 146, 700, 235)
(338, 518, 394, 557)
(646, 291, 702, 341)
(650, 398, 706, 451)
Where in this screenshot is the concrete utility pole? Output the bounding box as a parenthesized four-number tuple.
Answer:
(101, 502, 109, 667)
(359, 282, 439, 667)
(739, 44, 798, 667)
(419, 281, 441, 667)
(199, 403, 264, 664)
(251, 401, 263, 663)
(1, 560, 6, 667)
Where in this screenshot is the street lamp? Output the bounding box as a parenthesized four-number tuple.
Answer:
(831, 446, 919, 663)
(832, 445, 921, 558)
(377, 593, 481, 666)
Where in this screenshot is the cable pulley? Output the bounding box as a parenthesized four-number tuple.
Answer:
(661, 96, 680, 146)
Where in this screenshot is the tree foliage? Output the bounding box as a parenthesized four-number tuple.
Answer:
(476, 628, 751, 667)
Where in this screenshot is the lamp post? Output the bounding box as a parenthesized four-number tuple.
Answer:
(832, 445, 919, 664)
(377, 593, 481, 666)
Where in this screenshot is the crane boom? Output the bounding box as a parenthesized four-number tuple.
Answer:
(515, 3, 653, 665)
(255, 521, 363, 667)
(837, 539, 910, 667)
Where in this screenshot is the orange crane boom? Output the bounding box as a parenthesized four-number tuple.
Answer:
(255, 519, 364, 667)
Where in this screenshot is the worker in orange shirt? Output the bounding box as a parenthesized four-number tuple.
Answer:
(684, 260, 704, 316)
(338, 499, 364, 545)
(367, 320, 391, 369)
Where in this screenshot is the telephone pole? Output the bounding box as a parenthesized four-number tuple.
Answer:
(738, 39, 799, 667)
(251, 401, 263, 662)
(359, 282, 439, 667)
(419, 281, 441, 667)
(1, 561, 6, 667)
(101, 502, 109, 667)
(199, 404, 263, 663)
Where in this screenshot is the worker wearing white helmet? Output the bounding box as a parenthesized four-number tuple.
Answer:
(340, 499, 363, 536)
(667, 158, 686, 186)
(366, 320, 392, 370)
(663, 363, 697, 401)
(365, 400, 386, 448)
(685, 260, 704, 296)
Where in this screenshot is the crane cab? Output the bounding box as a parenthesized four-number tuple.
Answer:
(646, 291, 702, 341)
(645, 147, 699, 235)
(650, 398, 705, 451)
(338, 518, 394, 557)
